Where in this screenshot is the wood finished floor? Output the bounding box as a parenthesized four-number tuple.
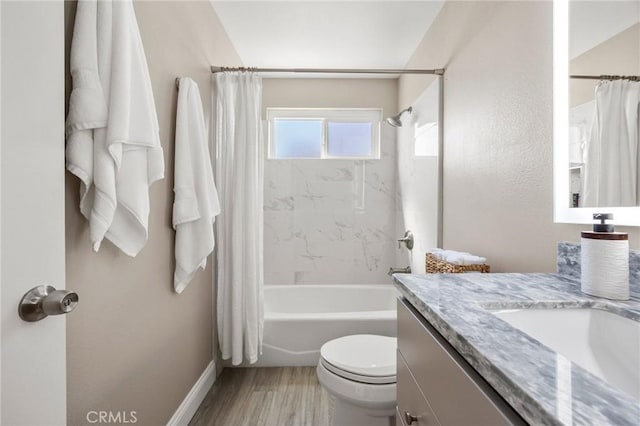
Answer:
(189, 367, 333, 426)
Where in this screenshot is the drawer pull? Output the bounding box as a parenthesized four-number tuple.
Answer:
(405, 411, 419, 425)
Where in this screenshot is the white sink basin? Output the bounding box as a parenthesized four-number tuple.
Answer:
(491, 307, 640, 401)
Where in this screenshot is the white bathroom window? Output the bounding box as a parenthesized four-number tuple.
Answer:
(267, 108, 381, 159)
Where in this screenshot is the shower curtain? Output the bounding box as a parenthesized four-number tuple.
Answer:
(583, 80, 640, 207)
(213, 72, 264, 365)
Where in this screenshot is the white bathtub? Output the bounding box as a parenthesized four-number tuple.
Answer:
(254, 284, 398, 367)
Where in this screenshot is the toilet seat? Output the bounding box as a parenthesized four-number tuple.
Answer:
(320, 334, 396, 385)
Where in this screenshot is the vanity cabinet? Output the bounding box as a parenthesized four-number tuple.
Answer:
(397, 298, 526, 426)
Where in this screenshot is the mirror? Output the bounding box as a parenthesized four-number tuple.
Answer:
(553, 0, 640, 225)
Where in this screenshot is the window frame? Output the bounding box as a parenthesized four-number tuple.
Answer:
(267, 108, 382, 160)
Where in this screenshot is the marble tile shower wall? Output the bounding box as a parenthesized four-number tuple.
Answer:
(264, 130, 397, 285)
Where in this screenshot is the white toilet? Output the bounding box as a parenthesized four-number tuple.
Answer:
(316, 334, 397, 426)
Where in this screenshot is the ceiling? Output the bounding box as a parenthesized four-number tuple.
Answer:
(210, 1, 444, 72)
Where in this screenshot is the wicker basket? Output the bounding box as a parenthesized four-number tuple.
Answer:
(425, 253, 490, 274)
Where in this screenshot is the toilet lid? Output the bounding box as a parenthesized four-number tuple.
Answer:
(320, 335, 396, 383)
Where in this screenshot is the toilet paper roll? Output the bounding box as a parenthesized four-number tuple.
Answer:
(581, 237, 629, 300)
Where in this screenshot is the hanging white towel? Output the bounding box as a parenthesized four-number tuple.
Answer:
(66, 0, 164, 256)
(173, 78, 220, 293)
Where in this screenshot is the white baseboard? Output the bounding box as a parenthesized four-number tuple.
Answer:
(167, 360, 216, 426)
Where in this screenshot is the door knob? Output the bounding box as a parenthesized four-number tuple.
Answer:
(19, 285, 78, 322)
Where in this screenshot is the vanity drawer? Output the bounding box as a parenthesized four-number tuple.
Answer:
(397, 350, 441, 426)
(397, 298, 524, 426)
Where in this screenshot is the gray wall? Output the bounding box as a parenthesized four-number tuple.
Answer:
(64, 2, 241, 424)
(400, 1, 640, 273)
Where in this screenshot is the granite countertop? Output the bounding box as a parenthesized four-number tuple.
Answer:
(393, 273, 640, 426)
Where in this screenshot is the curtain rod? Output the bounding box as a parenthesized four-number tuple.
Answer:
(570, 74, 640, 81)
(210, 66, 445, 75)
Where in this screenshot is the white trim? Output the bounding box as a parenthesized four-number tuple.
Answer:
(167, 361, 216, 426)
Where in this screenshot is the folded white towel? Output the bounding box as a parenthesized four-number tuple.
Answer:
(66, 0, 164, 256)
(430, 249, 486, 265)
(173, 78, 221, 293)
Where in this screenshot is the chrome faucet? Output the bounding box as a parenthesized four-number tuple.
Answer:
(388, 266, 411, 276)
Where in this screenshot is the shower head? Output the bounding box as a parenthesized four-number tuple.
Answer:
(385, 106, 413, 127)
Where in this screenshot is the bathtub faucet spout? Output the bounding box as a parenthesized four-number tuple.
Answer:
(388, 266, 411, 276)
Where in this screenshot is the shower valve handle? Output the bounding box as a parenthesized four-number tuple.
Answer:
(397, 230, 414, 250)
